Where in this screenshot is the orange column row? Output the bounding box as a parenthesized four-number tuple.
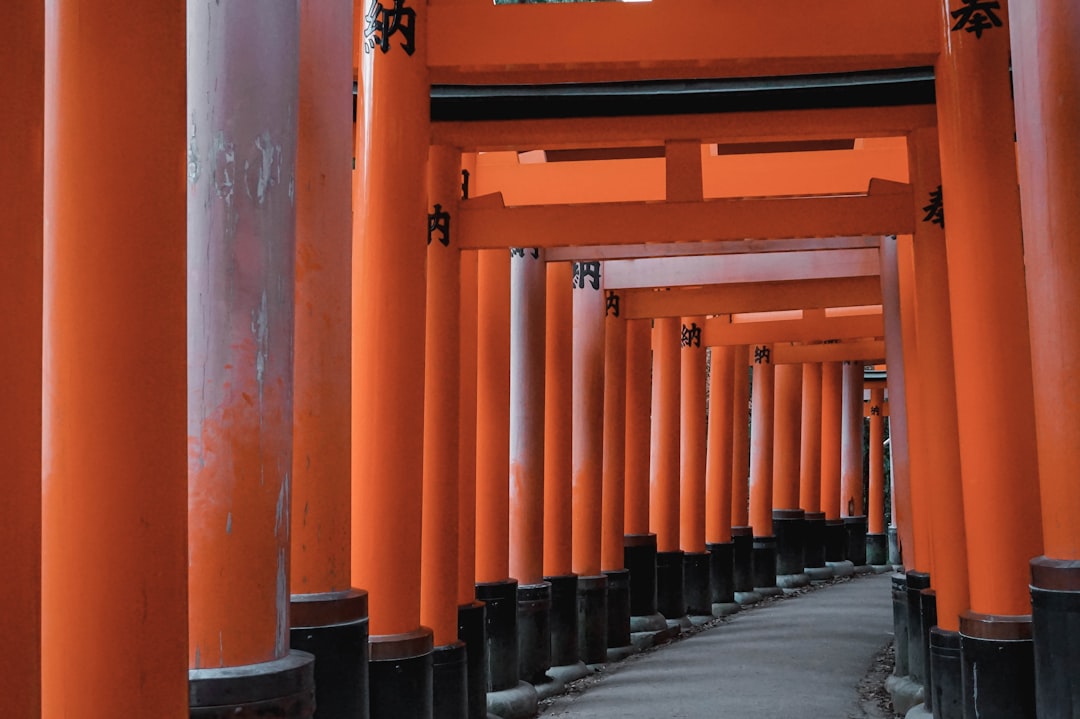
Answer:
(1, 4, 43, 717)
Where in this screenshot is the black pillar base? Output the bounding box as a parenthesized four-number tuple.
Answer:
(843, 515, 868, 566)
(604, 569, 631, 648)
(683, 551, 711, 615)
(1030, 556, 1080, 719)
(960, 613, 1035, 719)
(773, 509, 806, 576)
(476, 579, 518, 692)
(888, 526, 901, 566)
(623, 534, 658, 617)
(866, 533, 889, 566)
(731, 526, 754, 593)
(516, 582, 551, 685)
(906, 570, 931, 687)
(803, 512, 826, 569)
(706, 542, 736, 604)
(891, 573, 910, 678)
(433, 641, 468, 719)
(545, 574, 579, 668)
(752, 535, 778, 590)
(577, 574, 608, 665)
(656, 550, 686, 619)
(369, 629, 434, 719)
(920, 588, 937, 713)
(825, 519, 846, 562)
(457, 601, 487, 719)
(289, 589, 369, 719)
(190, 651, 316, 719)
(929, 628, 961, 719)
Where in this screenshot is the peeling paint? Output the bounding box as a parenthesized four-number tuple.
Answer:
(187, 113, 200, 183)
(275, 477, 288, 537)
(225, 511, 232, 534)
(275, 548, 288, 658)
(212, 130, 235, 206)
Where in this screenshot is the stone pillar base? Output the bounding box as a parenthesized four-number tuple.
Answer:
(656, 550, 686, 619)
(577, 574, 608, 665)
(289, 589, 369, 719)
(843, 515, 868, 566)
(433, 641, 468, 719)
(960, 612, 1035, 719)
(623, 534, 657, 617)
(751, 535, 778, 592)
(603, 568, 631, 648)
(682, 551, 711, 616)
(189, 651, 316, 719)
(929, 627, 961, 719)
(1030, 556, 1080, 719)
(803, 511, 826, 569)
(457, 601, 487, 719)
(891, 573, 910, 678)
(545, 574, 579, 669)
(369, 629, 434, 719)
(476, 579, 519, 692)
(705, 541, 736, 605)
(824, 519, 845, 563)
(773, 509, 806, 577)
(516, 582, 551, 685)
(905, 571, 930, 688)
(866, 532, 889, 566)
(486, 680, 538, 719)
(731, 526, 754, 594)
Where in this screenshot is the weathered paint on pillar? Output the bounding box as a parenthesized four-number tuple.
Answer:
(573, 261, 606, 577)
(352, 0, 431, 635)
(907, 128, 969, 628)
(706, 347, 737, 544)
(936, 0, 1043, 616)
(799, 363, 823, 513)
(749, 348, 776, 537)
(624, 319, 653, 536)
(820, 362, 843, 521)
(458, 249, 480, 605)
(423, 146, 463, 644)
(1, 4, 42, 715)
(602, 295, 628, 570)
(292, 0, 353, 597)
(680, 317, 708, 554)
(510, 246, 546, 586)
(187, 0, 299, 668)
(730, 346, 752, 528)
(42, 3, 188, 715)
(545, 262, 575, 577)
(773, 363, 803, 512)
(840, 362, 864, 518)
(476, 250, 512, 584)
(868, 388, 886, 536)
(650, 318, 682, 553)
(879, 237, 919, 571)
(1010, 1, 1080, 562)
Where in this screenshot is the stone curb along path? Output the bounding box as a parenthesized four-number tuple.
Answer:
(533, 571, 896, 719)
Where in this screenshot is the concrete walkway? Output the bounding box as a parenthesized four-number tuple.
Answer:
(540, 573, 894, 719)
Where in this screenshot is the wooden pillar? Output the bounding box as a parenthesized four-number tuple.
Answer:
(866, 388, 888, 566)
(1009, 4, 1080, 714)
(840, 361, 867, 566)
(651, 318, 684, 617)
(1, 4, 42, 716)
(290, 2, 367, 716)
(509, 243, 549, 685)
(602, 291, 630, 646)
(773, 363, 806, 581)
(936, 3, 1043, 712)
(41, 4, 187, 717)
(749, 346, 778, 590)
(799, 363, 827, 570)
(572, 261, 608, 662)
(623, 318, 658, 620)
(353, 0, 433, 708)
(731, 346, 752, 529)
(707, 347, 737, 546)
(820, 361, 845, 563)
(680, 318, 709, 614)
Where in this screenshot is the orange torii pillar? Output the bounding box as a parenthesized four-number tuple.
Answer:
(936, 5, 1044, 716)
(749, 345, 781, 594)
(624, 319, 665, 627)
(773, 363, 809, 588)
(652, 318, 686, 618)
(840, 361, 868, 567)
(509, 245, 550, 689)
(681, 318, 712, 615)
(865, 388, 889, 566)
(602, 293, 632, 651)
(545, 262, 585, 675)
(1011, 4, 1080, 714)
(731, 346, 758, 602)
(706, 346, 741, 617)
(800, 363, 831, 579)
(1, 5, 42, 717)
(573, 261, 608, 663)
(290, 2, 369, 717)
(187, 5, 314, 716)
(475, 249, 520, 696)
(41, 5, 187, 717)
(458, 248, 488, 719)
(820, 361, 849, 571)
(425, 147, 468, 718)
(352, 0, 434, 710)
